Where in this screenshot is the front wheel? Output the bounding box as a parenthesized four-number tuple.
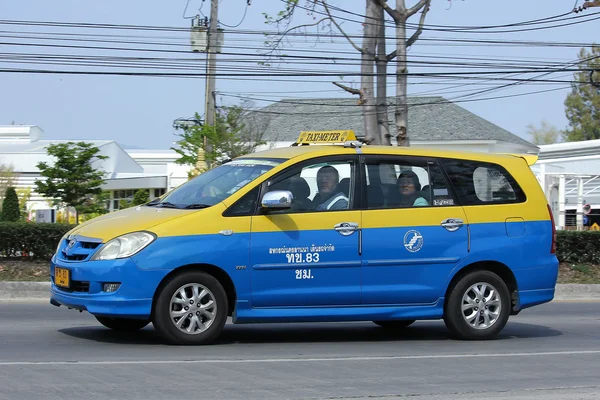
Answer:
(152, 271, 228, 345)
(444, 270, 511, 340)
(95, 316, 150, 332)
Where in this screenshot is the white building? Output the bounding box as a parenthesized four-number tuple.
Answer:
(0, 125, 189, 217)
(533, 139, 600, 229)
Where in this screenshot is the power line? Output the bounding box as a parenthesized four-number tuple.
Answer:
(1, 9, 600, 37)
(277, 0, 600, 34)
(218, 1, 249, 28)
(216, 86, 572, 118)
(3, 34, 600, 59)
(0, 66, 591, 82)
(323, 1, 578, 31)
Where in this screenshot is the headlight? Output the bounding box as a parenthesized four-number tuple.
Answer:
(91, 232, 156, 261)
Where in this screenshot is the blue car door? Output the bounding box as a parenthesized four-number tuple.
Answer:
(359, 155, 470, 305)
(250, 155, 363, 307)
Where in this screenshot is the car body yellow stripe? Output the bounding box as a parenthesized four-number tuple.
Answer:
(361, 207, 466, 229)
(250, 210, 362, 233)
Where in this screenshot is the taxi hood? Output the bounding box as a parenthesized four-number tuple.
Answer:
(68, 206, 193, 242)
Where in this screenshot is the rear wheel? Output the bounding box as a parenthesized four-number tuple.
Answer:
(444, 270, 510, 340)
(373, 320, 415, 329)
(95, 316, 150, 332)
(152, 271, 228, 345)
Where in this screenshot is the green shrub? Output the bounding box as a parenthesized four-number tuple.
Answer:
(0, 222, 76, 260)
(132, 189, 150, 205)
(119, 189, 150, 210)
(1, 187, 20, 222)
(556, 231, 600, 264)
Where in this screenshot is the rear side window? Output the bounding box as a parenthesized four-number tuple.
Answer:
(363, 157, 456, 209)
(440, 158, 526, 205)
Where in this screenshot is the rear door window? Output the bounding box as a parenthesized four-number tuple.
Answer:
(439, 158, 526, 205)
(362, 156, 456, 209)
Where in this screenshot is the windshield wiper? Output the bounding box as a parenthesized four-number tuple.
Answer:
(183, 203, 211, 209)
(147, 201, 179, 208)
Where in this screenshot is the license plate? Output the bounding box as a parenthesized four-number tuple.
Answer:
(55, 267, 70, 288)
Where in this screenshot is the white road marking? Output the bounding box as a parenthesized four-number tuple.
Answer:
(0, 350, 599, 366)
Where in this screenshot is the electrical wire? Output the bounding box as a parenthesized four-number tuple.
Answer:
(218, 1, 249, 28)
(278, 0, 600, 34)
(0, 65, 592, 82)
(183, 0, 195, 20)
(0, 13, 595, 115)
(1, 7, 600, 36)
(323, 1, 578, 30)
(213, 86, 572, 118)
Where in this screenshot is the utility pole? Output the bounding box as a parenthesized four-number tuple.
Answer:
(203, 0, 219, 169)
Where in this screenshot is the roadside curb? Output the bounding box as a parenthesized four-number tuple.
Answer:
(1, 282, 600, 301)
(554, 284, 600, 300)
(0, 281, 51, 300)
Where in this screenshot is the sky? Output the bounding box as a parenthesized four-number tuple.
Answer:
(0, 0, 596, 150)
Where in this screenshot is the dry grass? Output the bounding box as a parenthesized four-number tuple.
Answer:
(0, 260, 49, 281)
(557, 263, 600, 284)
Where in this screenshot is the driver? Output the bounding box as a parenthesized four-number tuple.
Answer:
(314, 166, 349, 211)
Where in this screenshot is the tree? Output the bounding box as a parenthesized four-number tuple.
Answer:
(1, 187, 20, 222)
(263, 1, 432, 146)
(526, 120, 561, 145)
(377, 0, 431, 146)
(35, 142, 109, 223)
(564, 45, 600, 142)
(264, 0, 381, 144)
(0, 162, 17, 208)
(119, 189, 150, 210)
(16, 187, 32, 220)
(132, 189, 150, 205)
(171, 102, 267, 177)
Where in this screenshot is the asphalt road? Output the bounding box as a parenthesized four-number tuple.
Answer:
(0, 300, 599, 400)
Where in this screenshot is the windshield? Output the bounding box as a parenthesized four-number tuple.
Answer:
(151, 158, 283, 208)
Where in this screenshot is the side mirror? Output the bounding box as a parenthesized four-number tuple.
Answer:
(261, 190, 293, 209)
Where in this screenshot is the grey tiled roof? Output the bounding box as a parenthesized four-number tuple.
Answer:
(251, 96, 536, 149)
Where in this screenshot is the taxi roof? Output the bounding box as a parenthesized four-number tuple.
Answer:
(241, 144, 538, 166)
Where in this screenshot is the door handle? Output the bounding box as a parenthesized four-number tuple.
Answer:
(441, 218, 464, 232)
(334, 222, 359, 236)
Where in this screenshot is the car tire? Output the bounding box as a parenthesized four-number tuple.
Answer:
(95, 316, 150, 332)
(444, 270, 511, 340)
(152, 271, 228, 345)
(373, 320, 415, 329)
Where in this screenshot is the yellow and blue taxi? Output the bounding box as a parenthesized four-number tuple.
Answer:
(50, 131, 559, 344)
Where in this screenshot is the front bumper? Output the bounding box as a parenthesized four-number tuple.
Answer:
(49, 255, 169, 319)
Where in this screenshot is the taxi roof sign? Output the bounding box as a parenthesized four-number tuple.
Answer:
(294, 130, 357, 145)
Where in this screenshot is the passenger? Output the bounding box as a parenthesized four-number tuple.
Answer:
(314, 166, 349, 210)
(395, 170, 428, 207)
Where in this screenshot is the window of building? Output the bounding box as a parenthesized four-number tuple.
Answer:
(153, 188, 166, 198)
(112, 190, 136, 210)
